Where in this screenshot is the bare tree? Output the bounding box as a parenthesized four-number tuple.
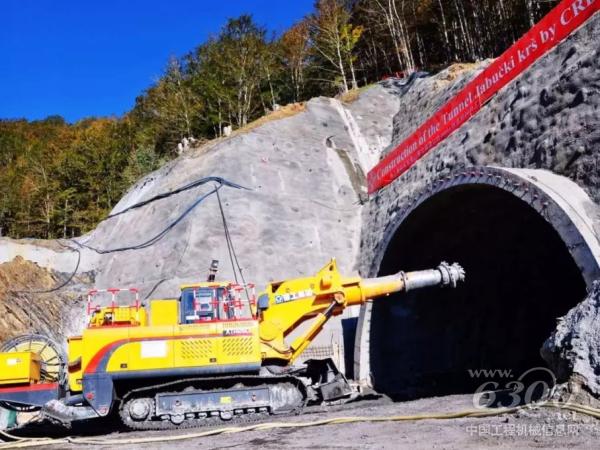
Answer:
(309, 0, 361, 93)
(436, 0, 453, 60)
(360, 0, 415, 74)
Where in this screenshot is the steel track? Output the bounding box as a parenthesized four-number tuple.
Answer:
(116, 374, 308, 431)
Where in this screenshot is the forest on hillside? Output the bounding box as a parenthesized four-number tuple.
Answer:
(0, 0, 560, 239)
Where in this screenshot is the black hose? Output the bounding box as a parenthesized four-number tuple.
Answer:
(72, 185, 222, 254)
(106, 176, 249, 220)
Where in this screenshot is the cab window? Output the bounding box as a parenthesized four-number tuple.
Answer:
(181, 287, 220, 323)
(180, 287, 253, 323)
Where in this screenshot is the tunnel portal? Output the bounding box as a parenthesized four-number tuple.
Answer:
(363, 167, 600, 400)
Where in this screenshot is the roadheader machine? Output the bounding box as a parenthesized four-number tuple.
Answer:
(0, 259, 464, 429)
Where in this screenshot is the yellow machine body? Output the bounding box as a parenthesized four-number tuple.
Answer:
(79, 317, 261, 374)
(0, 258, 463, 423)
(2, 259, 443, 388)
(0, 352, 41, 386)
(59, 260, 411, 385)
(149, 299, 179, 325)
(67, 336, 84, 392)
(67, 294, 261, 384)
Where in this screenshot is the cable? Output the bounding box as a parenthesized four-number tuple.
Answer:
(73, 177, 250, 254)
(106, 176, 249, 220)
(72, 186, 220, 254)
(215, 186, 249, 301)
(221, 191, 247, 287)
(2, 402, 600, 448)
(8, 176, 248, 294)
(143, 278, 167, 301)
(215, 186, 239, 285)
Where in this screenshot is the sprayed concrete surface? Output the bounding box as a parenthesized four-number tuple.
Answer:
(85, 86, 400, 296)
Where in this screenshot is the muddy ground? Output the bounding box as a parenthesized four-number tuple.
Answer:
(8, 394, 598, 449)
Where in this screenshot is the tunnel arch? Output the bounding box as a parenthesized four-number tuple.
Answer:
(354, 167, 600, 399)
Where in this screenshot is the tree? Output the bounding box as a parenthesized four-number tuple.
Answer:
(187, 39, 230, 137)
(188, 15, 269, 131)
(129, 58, 204, 157)
(366, 0, 415, 73)
(340, 21, 364, 89)
(309, 0, 362, 93)
(163, 57, 194, 139)
(279, 20, 311, 102)
(218, 15, 269, 127)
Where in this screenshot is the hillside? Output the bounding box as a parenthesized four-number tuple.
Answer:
(0, 83, 403, 343)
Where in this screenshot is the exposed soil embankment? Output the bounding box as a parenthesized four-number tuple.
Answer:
(0, 257, 82, 342)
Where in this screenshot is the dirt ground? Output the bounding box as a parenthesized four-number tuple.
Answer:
(10, 394, 596, 449)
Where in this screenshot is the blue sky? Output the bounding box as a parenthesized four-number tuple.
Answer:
(1, 0, 314, 123)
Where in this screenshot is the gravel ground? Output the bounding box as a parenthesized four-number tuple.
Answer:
(9, 394, 597, 449)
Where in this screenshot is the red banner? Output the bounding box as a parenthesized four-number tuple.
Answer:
(368, 0, 599, 194)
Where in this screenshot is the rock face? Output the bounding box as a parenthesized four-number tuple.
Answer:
(359, 13, 600, 275)
(542, 282, 600, 396)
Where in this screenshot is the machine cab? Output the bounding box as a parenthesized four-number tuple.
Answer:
(179, 282, 256, 323)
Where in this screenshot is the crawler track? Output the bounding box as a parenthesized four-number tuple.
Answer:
(117, 375, 308, 431)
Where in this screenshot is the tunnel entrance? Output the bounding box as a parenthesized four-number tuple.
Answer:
(367, 169, 600, 400)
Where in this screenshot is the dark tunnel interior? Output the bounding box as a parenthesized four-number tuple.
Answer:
(370, 184, 588, 400)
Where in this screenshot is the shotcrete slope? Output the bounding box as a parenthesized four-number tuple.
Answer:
(87, 89, 400, 298)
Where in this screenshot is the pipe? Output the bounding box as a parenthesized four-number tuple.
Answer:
(359, 262, 465, 300)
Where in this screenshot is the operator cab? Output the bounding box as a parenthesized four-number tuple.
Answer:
(179, 283, 256, 323)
